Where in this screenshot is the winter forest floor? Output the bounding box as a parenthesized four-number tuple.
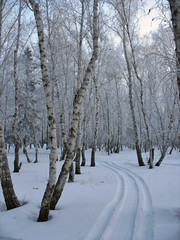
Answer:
(0, 148, 180, 240)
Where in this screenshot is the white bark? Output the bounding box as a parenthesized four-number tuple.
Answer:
(168, 0, 180, 99)
(28, 0, 58, 222)
(0, 120, 21, 210)
(12, 0, 22, 173)
(0, 1, 20, 209)
(45, 0, 68, 161)
(50, 0, 99, 210)
(155, 92, 177, 166)
(91, 75, 99, 166)
(111, 0, 145, 166)
(125, 12, 152, 167)
(75, 0, 85, 175)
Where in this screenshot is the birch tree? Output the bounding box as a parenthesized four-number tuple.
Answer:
(123, 7, 153, 167)
(168, 0, 180, 99)
(74, 0, 85, 175)
(12, 0, 22, 172)
(50, 0, 99, 210)
(110, 0, 145, 166)
(0, 0, 21, 211)
(28, 0, 58, 222)
(155, 92, 178, 166)
(0, 121, 21, 210)
(45, 0, 68, 161)
(90, 76, 99, 166)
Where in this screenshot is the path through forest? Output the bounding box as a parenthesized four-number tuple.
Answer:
(85, 160, 154, 240)
(0, 148, 179, 240)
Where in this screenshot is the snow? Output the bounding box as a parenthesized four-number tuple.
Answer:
(0, 148, 180, 240)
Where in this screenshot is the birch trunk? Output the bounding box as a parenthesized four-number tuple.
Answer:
(28, 0, 58, 222)
(0, 0, 2, 57)
(68, 163, 74, 182)
(110, 0, 145, 166)
(30, 120, 38, 163)
(105, 93, 110, 155)
(0, 1, 20, 210)
(155, 93, 177, 166)
(12, 0, 22, 173)
(75, 0, 85, 174)
(81, 114, 87, 166)
(168, 0, 180, 99)
(114, 77, 123, 152)
(0, 121, 21, 210)
(91, 76, 99, 167)
(169, 120, 180, 154)
(59, 99, 68, 160)
(126, 20, 152, 167)
(23, 145, 31, 163)
(50, 0, 99, 210)
(45, 0, 68, 162)
(122, 26, 145, 166)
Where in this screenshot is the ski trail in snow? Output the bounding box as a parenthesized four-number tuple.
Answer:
(99, 162, 138, 240)
(85, 161, 154, 240)
(110, 161, 154, 240)
(85, 164, 126, 240)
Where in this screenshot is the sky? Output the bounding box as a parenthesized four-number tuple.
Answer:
(138, 0, 169, 36)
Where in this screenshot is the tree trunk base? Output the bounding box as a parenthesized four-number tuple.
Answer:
(37, 208, 49, 222)
(13, 162, 22, 173)
(75, 148, 81, 174)
(90, 148, 95, 167)
(68, 163, 74, 182)
(81, 147, 86, 166)
(60, 147, 67, 161)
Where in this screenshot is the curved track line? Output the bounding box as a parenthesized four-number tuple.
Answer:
(104, 161, 154, 240)
(85, 160, 154, 240)
(100, 162, 139, 240)
(85, 165, 126, 240)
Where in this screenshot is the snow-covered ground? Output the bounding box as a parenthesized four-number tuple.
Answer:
(0, 148, 180, 240)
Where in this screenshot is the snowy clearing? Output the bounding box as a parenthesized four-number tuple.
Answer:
(0, 148, 180, 240)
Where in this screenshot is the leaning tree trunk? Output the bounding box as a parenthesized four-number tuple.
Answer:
(112, 0, 145, 166)
(29, 0, 58, 222)
(0, 121, 21, 210)
(0, 1, 20, 210)
(126, 23, 152, 168)
(12, 0, 22, 173)
(155, 93, 177, 166)
(169, 119, 180, 154)
(50, 0, 99, 210)
(23, 144, 31, 163)
(168, 0, 180, 99)
(122, 26, 145, 166)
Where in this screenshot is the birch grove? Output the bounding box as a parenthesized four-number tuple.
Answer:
(0, 0, 179, 220)
(49, 0, 99, 210)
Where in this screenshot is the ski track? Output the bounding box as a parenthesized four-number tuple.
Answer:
(85, 160, 154, 240)
(85, 163, 126, 240)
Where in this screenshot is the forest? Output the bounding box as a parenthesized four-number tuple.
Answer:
(0, 0, 179, 226)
